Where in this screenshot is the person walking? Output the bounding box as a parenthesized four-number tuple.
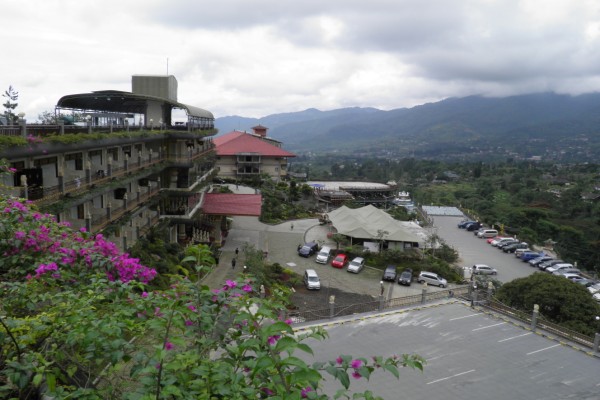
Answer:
(290, 222, 294, 230)
(235, 247, 239, 256)
(231, 258, 236, 269)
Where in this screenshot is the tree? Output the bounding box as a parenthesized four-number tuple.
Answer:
(495, 273, 600, 336)
(37, 110, 59, 124)
(0, 196, 424, 398)
(2, 85, 18, 125)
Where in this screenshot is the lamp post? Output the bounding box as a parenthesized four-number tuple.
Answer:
(18, 112, 26, 136)
(86, 114, 92, 134)
(594, 316, 600, 353)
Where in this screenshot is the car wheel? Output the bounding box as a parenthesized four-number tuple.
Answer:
(492, 271, 497, 275)
(440, 284, 446, 288)
(418, 279, 424, 284)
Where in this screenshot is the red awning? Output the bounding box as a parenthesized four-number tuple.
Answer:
(202, 193, 262, 216)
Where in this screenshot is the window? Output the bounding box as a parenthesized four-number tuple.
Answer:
(77, 204, 85, 219)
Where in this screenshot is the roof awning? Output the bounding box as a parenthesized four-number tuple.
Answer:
(202, 193, 262, 216)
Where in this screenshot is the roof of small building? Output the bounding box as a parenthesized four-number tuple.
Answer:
(202, 193, 262, 216)
(213, 130, 295, 157)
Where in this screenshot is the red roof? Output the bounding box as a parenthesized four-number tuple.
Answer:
(202, 193, 262, 216)
(214, 130, 295, 157)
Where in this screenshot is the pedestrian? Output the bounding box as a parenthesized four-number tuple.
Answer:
(231, 258, 236, 269)
(291, 222, 294, 230)
(235, 247, 239, 256)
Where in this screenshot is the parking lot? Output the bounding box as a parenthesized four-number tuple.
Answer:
(433, 215, 541, 283)
(209, 211, 543, 305)
(300, 302, 600, 400)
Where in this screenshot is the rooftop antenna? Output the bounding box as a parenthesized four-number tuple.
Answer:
(166, 57, 169, 75)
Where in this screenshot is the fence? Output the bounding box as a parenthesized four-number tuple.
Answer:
(484, 300, 596, 349)
(289, 285, 470, 323)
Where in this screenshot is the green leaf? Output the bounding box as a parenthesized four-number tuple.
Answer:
(32, 373, 43, 387)
(382, 364, 399, 379)
(280, 356, 307, 369)
(46, 373, 56, 392)
(264, 321, 293, 337)
(296, 343, 314, 355)
(338, 370, 350, 389)
(274, 336, 297, 353)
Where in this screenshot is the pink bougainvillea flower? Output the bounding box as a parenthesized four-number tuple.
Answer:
(141, 292, 148, 298)
(165, 342, 174, 350)
(350, 359, 363, 369)
(336, 357, 343, 365)
(352, 371, 362, 379)
(187, 304, 197, 311)
(224, 280, 237, 290)
(242, 284, 252, 292)
(185, 320, 194, 326)
(267, 335, 281, 346)
(301, 387, 313, 398)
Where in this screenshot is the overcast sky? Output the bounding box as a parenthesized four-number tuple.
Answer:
(2, 0, 600, 121)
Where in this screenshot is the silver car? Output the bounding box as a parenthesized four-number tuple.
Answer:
(347, 257, 365, 273)
(472, 264, 498, 275)
(417, 271, 447, 288)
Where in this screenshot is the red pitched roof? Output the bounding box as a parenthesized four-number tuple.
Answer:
(202, 193, 262, 216)
(214, 130, 295, 157)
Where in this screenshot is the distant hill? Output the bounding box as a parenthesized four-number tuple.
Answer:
(215, 93, 600, 162)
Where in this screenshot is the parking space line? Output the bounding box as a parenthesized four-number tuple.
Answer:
(472, 322, 506, 331)
(526, 344, 560, 355)
(426, 369, 475, 385)
(498, 332, 532, 342)
(449, 314, 480, 321)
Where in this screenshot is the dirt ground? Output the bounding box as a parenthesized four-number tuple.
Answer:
(290, 284, 377, 312)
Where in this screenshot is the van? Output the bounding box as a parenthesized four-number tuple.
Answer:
(477, 229, 498, 238)
(303, 269, 321, 290)
(417, 271, 448, 288)
(315, 246, 331, 264)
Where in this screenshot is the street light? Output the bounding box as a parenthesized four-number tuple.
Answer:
(594, 316, 600, 353)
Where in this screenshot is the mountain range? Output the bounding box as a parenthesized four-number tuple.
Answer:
(215, 93, 600, 162)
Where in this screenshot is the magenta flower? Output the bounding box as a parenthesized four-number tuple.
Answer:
(352, 371, 362, 379)
(185, 320, 194, 326)
(187, 304, 197, 311)
(141, 292, 148, 298)
(350, 359, 363, 369)
(242, 284, 252, 292)
(261, 388, 274, 396)
(14, 231, 25, 240)
(267, 335, 281, 346)
(336, 357, 343, 365)
(165, 342, 174, 350)
(301, 387, 313, 398)
(154, 307, 164, 317)
(224, 280, 237, 290)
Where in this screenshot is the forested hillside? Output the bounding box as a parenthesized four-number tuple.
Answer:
(215, 93, 600, 162)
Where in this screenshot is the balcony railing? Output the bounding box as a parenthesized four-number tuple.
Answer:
(90, 186, 159, 232)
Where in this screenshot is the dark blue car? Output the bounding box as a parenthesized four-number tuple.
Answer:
(458, 220, 475, 228)
(520, 251, 542, 262)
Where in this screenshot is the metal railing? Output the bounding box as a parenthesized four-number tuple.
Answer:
(484, 300, 595, 348)
(290, 286, 470, 323)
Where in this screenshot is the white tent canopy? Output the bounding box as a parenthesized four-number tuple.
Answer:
(327, 205, 424, 246)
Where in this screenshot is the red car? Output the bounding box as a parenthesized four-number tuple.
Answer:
(331, 254, 348, 269)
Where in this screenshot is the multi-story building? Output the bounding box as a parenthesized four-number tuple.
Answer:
(0, 75, 232, 251)
(214, 126, 295, 182)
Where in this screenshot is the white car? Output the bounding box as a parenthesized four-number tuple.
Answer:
(588, 283, 600, 295)
(347, 257, 365, 273)
(471, 264, 498, 275)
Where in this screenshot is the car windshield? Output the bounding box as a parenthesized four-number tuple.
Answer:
(308, 276, 318, 282)
(335, 256, 344, 261)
